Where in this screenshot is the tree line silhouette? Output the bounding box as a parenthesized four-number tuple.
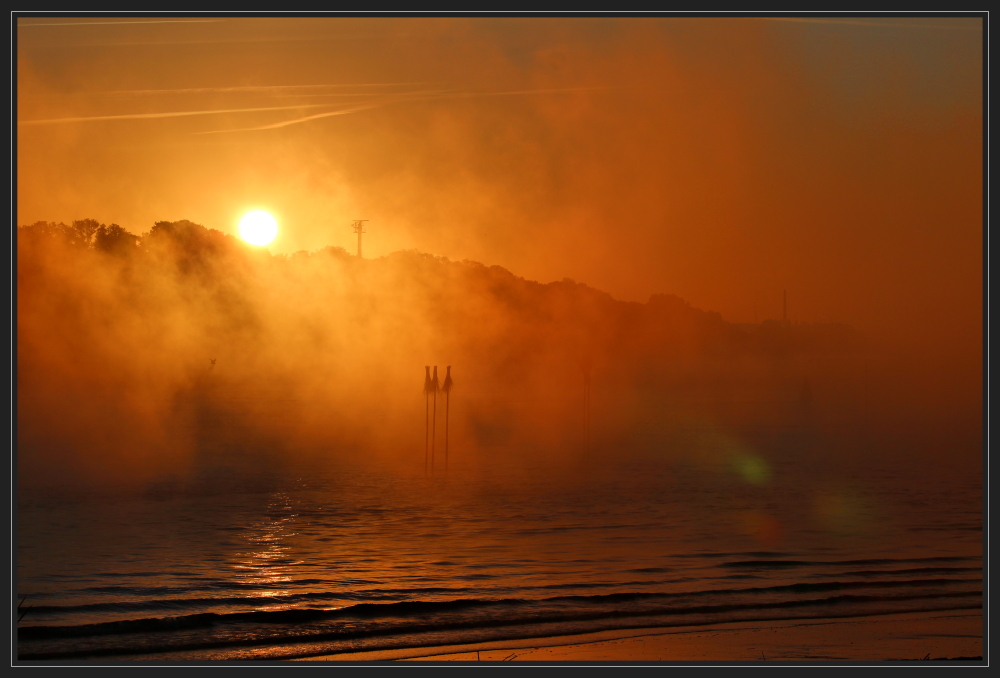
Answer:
(18, 217, 866, 483)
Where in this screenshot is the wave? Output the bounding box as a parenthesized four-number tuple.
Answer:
(720, 556, 978, 569)
(25, 575, 980, 619)
(20, 578, 981, 641)
(19, 592, 982, 660)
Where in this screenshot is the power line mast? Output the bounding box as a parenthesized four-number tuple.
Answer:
(351, 220, 368, 258)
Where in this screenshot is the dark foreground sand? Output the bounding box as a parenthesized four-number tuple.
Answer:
(295, 610, 983, 663)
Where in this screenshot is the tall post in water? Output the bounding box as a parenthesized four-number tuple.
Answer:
(431, 366, 440, 473)
(423, 366, 432, 475)
(352, 220, 368, 258)
(581, 359, 592, 455)
(442, 366, 453, 470)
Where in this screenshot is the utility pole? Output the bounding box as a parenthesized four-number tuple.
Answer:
(584, 369, 591, 454)
(351, 220, 368, 258)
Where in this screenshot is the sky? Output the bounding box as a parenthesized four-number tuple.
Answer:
(16, 15, 983, 385)
(12, 25, 986, 670)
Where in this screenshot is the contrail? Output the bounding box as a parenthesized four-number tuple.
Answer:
(194, 87, 610, 134)
(419, 86, 610, 101)
(101, 83, 440, 95)
(193, 104, 383, 134)
(19, 86, 608, 132)
(21, 35, 385, 47)
(18, 104, 332, 126)
(193, 86, 607, 133)
(263, 91, 446, 100)
(19, 19, 226, 27)
(762, 17, 980, 30)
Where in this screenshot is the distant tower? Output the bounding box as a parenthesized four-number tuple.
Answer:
(351, 220, 368, 258)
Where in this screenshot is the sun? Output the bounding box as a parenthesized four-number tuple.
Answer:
(238, 210, 278, 246)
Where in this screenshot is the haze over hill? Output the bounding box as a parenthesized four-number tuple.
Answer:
(17, 219, 979, 490)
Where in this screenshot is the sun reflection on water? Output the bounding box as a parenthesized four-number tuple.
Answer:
(232, 493, 301, 607)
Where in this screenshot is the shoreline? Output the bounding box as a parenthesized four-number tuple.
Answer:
(292, 610, 983, 663)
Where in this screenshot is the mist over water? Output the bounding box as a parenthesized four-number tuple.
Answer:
(15, 16, 983, 663)
(16, 219, 982, 660)
(17, 218, 979, 489)
(17, 447, 981, 660)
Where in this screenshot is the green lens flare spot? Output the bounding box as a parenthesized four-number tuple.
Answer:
(733, 455, 771, 484)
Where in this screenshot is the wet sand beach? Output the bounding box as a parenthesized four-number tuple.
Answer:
(295, 610, 982, 663)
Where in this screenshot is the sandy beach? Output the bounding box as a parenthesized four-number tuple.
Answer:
(295, 610, 983, 663)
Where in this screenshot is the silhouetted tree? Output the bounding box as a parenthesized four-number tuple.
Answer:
(20, 219, 141, 254)
(18, 221, 75, 248)
(70, 219, 101, 248)
(94, 223, 139, 256)
(144, 220, 249, 275)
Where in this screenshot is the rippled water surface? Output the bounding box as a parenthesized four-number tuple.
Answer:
(17, 442, 982, 661)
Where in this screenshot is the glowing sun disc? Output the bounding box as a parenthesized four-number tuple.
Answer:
(239, 210, 278, 246)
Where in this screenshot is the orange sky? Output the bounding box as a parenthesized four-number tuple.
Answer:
(16, 16, 983, 371)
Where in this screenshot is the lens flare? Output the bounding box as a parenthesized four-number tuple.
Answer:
(238, 210, 278, 246)
(814, 488, 875, 535)
(740, 510, 785, 547)
(731, 454, 771, 485)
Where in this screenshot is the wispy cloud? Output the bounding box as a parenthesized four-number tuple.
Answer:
(18, 86, 608, 132)
(194, 87, 611, 134)
(19, 19, 225, 27)
(194, 104, 385, 134)
(431, 86, 609, 100)
(193, 86, 609, 134)
(20, 35, 374, 48)
(101, 83, 439, 95)
(762, 17, 980, 30)
(18, 104, 331, 126)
